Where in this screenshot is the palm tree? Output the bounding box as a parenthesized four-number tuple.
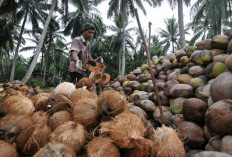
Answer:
(159, 17, 180, 54)
(107, 0, 155, 76)
(21, 0, 57, 84)
(10, 0, 48, 82)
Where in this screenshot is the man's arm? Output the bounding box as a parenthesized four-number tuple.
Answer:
(71, 50, 79, 62)
(88, 53, 95, 63)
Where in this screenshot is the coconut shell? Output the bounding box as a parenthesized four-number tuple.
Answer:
(87, 137, 120, 157)
(225, 54, 232, 70)
(169, 84, 193, 97)
(213, 54, 229, 63)
(139, 100, 156, 112)
(212, 35, 230, 49)
(49, 111, 72, 130)
(221, 135, 232, 155)
(205, 62, 226, 78)
(151, 125, 185, 157)
(195, 84, 211, 101)
(190, 50, 213, 66)
(34, 142, 76, 157)
(170, 114, 184, 128)
(196, 39, 212, 50)
(50, 121, 87, 152)
(72, 98, 99, 127)
(153, 106, 173, 125)
(98, 90, 127, 116)
(100, 111, 144, 148)
(205, 99, 232, 135)
(154, 91, 169, 106)
(54, 82, 76, 96)
(177, 74, 193, 84)
(205, 136, 222, 151)
(0, 140, 18, 157)
(190, 151, 232, 157)
(32, 93, 51, 111)
(111, 81, 121, 88)
(188, 76, 207, 89)
(69, 88, 91, 103)
(133, 68, 142, 76)
(164, 80, 179, 96)
(188, 65, 205, 77)
(128, 106, 147, 121)
(77, 78, 94, 91)
(170, 97, 186, 114)
(210, 49, 225, 56)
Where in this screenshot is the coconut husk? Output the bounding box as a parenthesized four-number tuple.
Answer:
(50, 121, 87, 152)
(77, 78, 94, 91)
(190, 151, 232, 157)
(0, 140, 18, 157)
(54, 82, 76, 96)
(0, 92, 35, 115)
(31, 111, 49, 124)
(89, 92, 98, 101)
(16, 123, 52, 155)
(34, 142, 76, 157)
(0, 113, 32, 143)
(150, 125, 185, 157)
(46, 93, 73, 114)
(101, 73, 110, 84)
(98, 90, 127, 117)
(100, 111, 144, 148)
(49, 111, 72, 130)
(90, 71, 102, 84)
(87, 137, 120, 157)
(69, 88, 92, 103)
(31, 93, 51, 111)
(72, 98, 99, 127)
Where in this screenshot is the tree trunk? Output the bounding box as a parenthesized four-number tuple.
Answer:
(10, 9, 28, 82)
(228, 0, 232, 25)
(21, 0, 56, 84)
(0, 0, 3, 8)
(177, 0, 186, 48)
(1, 55, 5, 75)
(121, 0, 126, 76)
(172, 41, 174, 53)
(119, 50, 122, 76)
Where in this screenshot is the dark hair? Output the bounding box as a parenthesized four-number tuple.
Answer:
(82, 23, 95, 32)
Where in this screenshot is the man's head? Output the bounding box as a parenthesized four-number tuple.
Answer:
(82, 23, 95, 41)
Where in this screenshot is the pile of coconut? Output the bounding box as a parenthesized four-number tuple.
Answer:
(0, 80, 188, 157)
(108, 29, 232, 156)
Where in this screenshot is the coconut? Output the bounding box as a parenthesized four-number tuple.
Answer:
(221, 135, 232, 155)
(166, 53, 176, 62)
(54, 82, 76, 96)
(16, 112, 52, 155)
(212, 35, 230, 49)
(98, 90, 127, 116)
(69, 88, 91, 103)
(50, 121, 87, 152)
(157, 74, 167, 81)
(167, 70, 180, 81)
(77, 78, 94, 91)
(141, 82, 154, 93)
(177, 121, 206, 149)
(190, 50, 213, 66)
(101, 73, 111, 84)
(169, 84, 193, 97)
(87, 137, 120, 157)
(182, 98, 208, 124)
(177, 74, 193, 84)
(190, 151, 232, 157)
(205, 62, 226, 78)
(124, 87, 133, 96)
(195, 39, 212, 50)
(188, 65, 205, 77)
(156, 81, 165, 91)
(130, 81, 141, 90)
(127, 73, 137, 81)
(176, 49, 187, 62)
(141, 64, 149, 72)
(210, 49, 225, 56)
(46, 93, 73, 114)
(180, 56, 191, 66)
(139, 100, 156, 112)
(204, 125, 218, 140)
(224, 28, 232, 39)
(154, 91, 169, 106)
(121, 138, 151, 157)
(170, 97, 186, 114)
(0, 92, 34, 115)
(72, 98, 99, 127)
(0, 140, 18, 157)
(100, 111, 144, 148)
(133, 68, 142, 76)
(227, 39, 232, 53)
(153, 106, 173, 125)
(185, 46, 197, 57)
(32, 93, 51, 111)
(213, 54, 229, 63)
(205, 99, 232, 135)
(34, 142, 76, 157)
(170, 114, 184, 128)
(111, 81, 121, 88)
(225, 54, 232, 70)
(164, 80, 179, 96)
(49, 111, 72, 130)
(195, 84, 211, 101)
(151, 125, 185, 157)
(210, 72, 232, 101)
(205, 136, 222, 151)
(188, 75, 207, 89)
(0, 113, 32, 143)
(128, 106, 147, 121)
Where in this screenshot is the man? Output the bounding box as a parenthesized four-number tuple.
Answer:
(69, 23, 96, 85)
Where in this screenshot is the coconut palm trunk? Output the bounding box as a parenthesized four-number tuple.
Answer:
(0, 0, 3, 8)
(121, 0, 126, 76)
(10, 9, 29, 82)
(177, 0, 186, 48)
(21, 0, 56, 84)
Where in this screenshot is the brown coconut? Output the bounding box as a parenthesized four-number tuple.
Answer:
(205, 99, 232, 135)
(0, 113, 33, 143)
(182, 98, 208, 125)
(177, 121, 206, 149)
(50, 121, 86, 152)
(169, 84, 193, 97)
(164, 80, 179, 96)
(0, 92, 35, 115)
(204, 125, 218, 140)
(34, 142, 76, 157)
(69, 88, 91, 103)
(170, 114, 184, 128)
(189, 66, 205, 77)
(139, 100, 156, 112)
(213, 54, 229, 63)
(87, 137, 120, 157)
(154, 91, 169, 106)
(221, 135, 232, 155)
(31, 93, 51, 111)
(0, 140, 18, 157)
(100, 111, 144, 148)
(77, 78, 94, 91)
(127, 73, 137, 81)
(190, 151, 232, 157)
(128, 106, 147, 122)
(225, 54, 232, 70)
(153, 106, 173, 125)
(196, 39, 212, 50)
(151, 125, 185, 157)
(54, 82, 76, 96)
(98, 90, 127, 116)
(205, 136, 222, 151)
(212, 35, 230, 49)
(72, 98, 99, 127)
(49, 111, 72, 130)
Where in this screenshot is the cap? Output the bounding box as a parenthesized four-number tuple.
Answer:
(82, 23, 95, 32)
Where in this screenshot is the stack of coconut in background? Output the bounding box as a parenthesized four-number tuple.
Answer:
(1, 29, 232, 157)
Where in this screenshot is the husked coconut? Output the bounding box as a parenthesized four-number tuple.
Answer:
(72, 98, 99, 127)
(34, 142, 76, 157)
(98, 90, 127, 116)
(49, 111, 72, 130)
(0, 140, 18, 157)
(87, 137, 120, 157)
(50, 121, 87, 152)
(205, 136, 222, 151)
(221, 135, 232, 155)
(31, 93, 51, 111)
(100, 111, 144, 148)
(205, 99, 232, 136)
(54, 82, 76, 96)
(151, 125, 185, 157)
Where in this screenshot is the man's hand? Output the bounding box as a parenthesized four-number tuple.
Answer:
(76, 60, 86, 71)
(95, 56, 103, 63)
